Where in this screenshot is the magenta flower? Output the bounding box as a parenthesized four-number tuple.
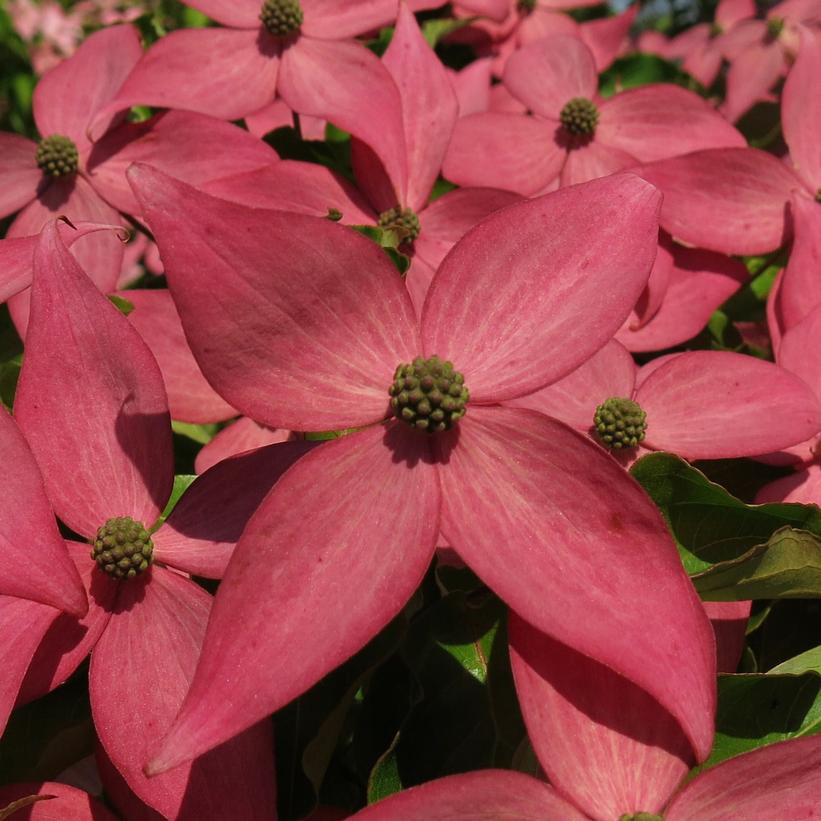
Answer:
(130, 165, 716, 776)
(510, 340, 821, 462)
(13, 222, 313, 818)
(443, 34, 745, 195)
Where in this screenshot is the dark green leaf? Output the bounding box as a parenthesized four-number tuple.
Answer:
(366, 732, 402, 804)
(769, 645, 821, 676)
(599, 54, 704, 98)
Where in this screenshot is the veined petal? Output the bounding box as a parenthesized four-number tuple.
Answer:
(598, 85, 745, 162)
(118, 289, 236, 425)
(0, 782, 118, 821)
(666, 735, 821, 820)
(777, 192, 821, 330)
(194, 418, 294, 474)
(0, 407, 86, 616)
(436, 405, 716, 762)
(33, 26, 142, 152)
(504, 36, 598, 120)
(507, 339, 636, 431)
(509, 616, 695, 820)
(559, 138, 635, 187)
(580, 6, 638, 72)
(147, 423, 439, 773)
(721, 40, 785, 123)
(129, 166, 420, 431)
(637, 148, 802, 255)
(0, 132, 38, 219)
(15, 222, 173, 538)
(779, 301, 821, 390)
(301, 0, 409, 38)
(154, 440, 313, 578)
(182, 0, 260, 27)
(783, 28, 821, 191)
(350, 770, 586, 820)
(638, 351, 821, 459)
(422, 174, 660, 403)
(90, 567, 278, 820)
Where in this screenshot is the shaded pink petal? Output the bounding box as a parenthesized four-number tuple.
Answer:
(154, 440, 313, 578)
(783, 29, 821, 191)
(301, 0, 407, 38)
(147, 423, 439, 773)
(351, 138, 409, 213)
(488, 82, 527, 113)
(279, 37, 407, 206)
(404, 253, 437, 319)
(14, 222, 173, 538)
(779, 299, 821, 390)
(455, 0, 511, 20)
(90, 566, 278, 820)
(703, 600, 751, 673)
(666, 735, 821, 820)
(351, 770, 585, 820)
(682, 43, 723, 88)
(599, 85, 745, 162)
(0, 133, 38, 219)
(244, 97, 295, 136)
(8, 177, 124, 331)
(517, 10, 581, 51)
(87, 111, 277, 216)
(0, 407, 86, 615)
(580, 5, 638, 71)
(17, 542, 116, 705)
(0, 596, 59, 735)
(194, 418, 294, 474)
(776, 192, 821, 330)
(181, 0, 260, 27)
(756, 463, 821, 505)
(201, 159, 374, 224)
(627, 236, 674, 330)
(442, 112, 563, 195)
(96, 748, 172, 821)
(637, 351, 821, 459)
(0, 782, 118, 821)
(383, 4, 458, 211)
(34, 26, 142, 152)
(716, 0, 756, 28)
(119, 289, 236, 424)
(108, 28, 280, 121)
(509, 616, 695, 819)
(449, 58, 493, 116)
(437, 405, 716, 761)
(617, 246, 747, 352)
(504, 35, 598, 120)
(637, 148, 802, 255)
(721, 40, 785, 122)
(414, 186, 522, 271)
(423, 174, 661, 402)
(716, 18, 766, 59)
(559, 138, 635, 187)
(129, 166, 419, 431)
(507, 339, 636, 431)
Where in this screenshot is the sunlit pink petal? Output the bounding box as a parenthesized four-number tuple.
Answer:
(449, 58, 493, 116)
(0, 782, 118, 821)
(15, 222, 173, 538)
(721, 40, 785, 122)
(666, 735, 821, 820)
(442, 112, 563, 195)
(756, 463, 821, 504)
(716, 18, 766, 59)
(148, 423, 439, 773)
(637, 148, 802, 255)
(181, 0, 260, 27)
(559, 138, 635, 187)
(715, 0, 756, 28)
(580, 5, 638, 71)
(130, 166, 419, 431)
(703, 600, 751, 673)
(194, 418, 294, 474)
(120, 289, 236, 424)
(509, 615, 695, 819)
(776, 192, 821, 330)
(783, 30, 821, 191)
(301, 0, 407, 38)
(517, 9, 580, 49)
(154, 440, 313, 578)
(351, 770, 585, 820)
(90, 566, 278, 819)
(0, 132, 39, 219)
(637, 351, 821, 459)
(438, 406, 716, 762)
(423, 174, 660, 402)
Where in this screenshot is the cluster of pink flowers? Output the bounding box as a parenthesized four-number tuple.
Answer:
(0, 0, 820, 818)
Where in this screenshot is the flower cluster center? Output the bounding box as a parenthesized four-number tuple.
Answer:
(389, 356, 469, 433)
(560, 97, 599, 136)
(378, 206, 421, 245)
(91, 516, 154, 580)
(594, 397, 647, 450)
(36, 134, 79, 177)
(259, 0, 303, 36)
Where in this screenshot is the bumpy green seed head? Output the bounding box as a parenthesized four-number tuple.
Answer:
(594, 397, 647, 450)
(389, 356, 469, 433)
(560, 97, 599, 136)
(767, 16, 784, 38)
(91, 516, 154, 580)
(36, 134, 79, 177)
(618, 814, 664, 821)
(259, 0, 303, 36)
(378, 206, 421, 245)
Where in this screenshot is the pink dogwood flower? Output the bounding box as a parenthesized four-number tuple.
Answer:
(131, 164, 716, 777)
(13, 222, 312, 819)
(443, 34, 745, 195)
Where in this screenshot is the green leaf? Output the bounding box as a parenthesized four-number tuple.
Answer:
(153, 474, 197, 530)
(692, 527, 821, 600)
(630, 453, 821, 574)
(0, 795, 55, 820)
(367, 732, 403, 804)
(702, 672, 821, 768)
(107, 294, 135, 315)
(599, 54, 703, 98)
(170, 420, 218, 444)
(769, 645, 821, 676)
(422, 17, 475, 48)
